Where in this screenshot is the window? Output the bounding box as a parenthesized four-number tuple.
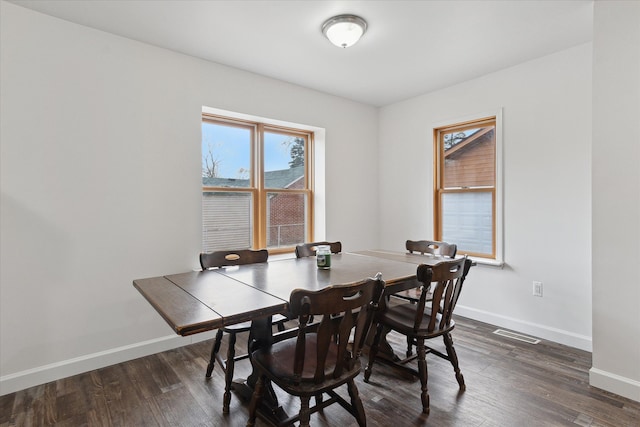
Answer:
(434, 115, 501, 260)
(202, 114, 314, 253)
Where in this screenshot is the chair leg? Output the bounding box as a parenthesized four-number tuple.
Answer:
(443, 332, 465, 390)
(347, 379, 367, 427)
(206, 329, 224, 378)
(364, 323, 383, 382)
(407, 299, 417, 357)
(246, 375, 264, 427)
(416, 338, 430, 414)
(222, 332, 237, 414)
(299, 395, 311, 427)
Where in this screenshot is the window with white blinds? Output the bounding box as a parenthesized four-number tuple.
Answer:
(434, 115, 501, 261)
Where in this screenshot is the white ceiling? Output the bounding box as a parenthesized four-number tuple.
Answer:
(9, 0, 593, 107)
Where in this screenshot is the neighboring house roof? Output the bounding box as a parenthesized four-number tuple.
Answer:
(263, 166, 305, 188)
(203, 176, 250, 188)
(445, 127, 494, 159)
(203, 166, 304, 188)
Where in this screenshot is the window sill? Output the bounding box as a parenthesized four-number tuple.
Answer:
(467, 256, 504, 269)
(268, 252, 296, 261)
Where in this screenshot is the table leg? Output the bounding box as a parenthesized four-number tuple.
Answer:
(231, 315, 289, 424)
(373, 325, 402, 362)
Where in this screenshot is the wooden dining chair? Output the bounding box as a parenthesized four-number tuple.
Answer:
(246, 275, 385, 427)
(294, 241, 342, 258)
(406, 239, 457, 257)
(402, 239, 458, 356)
(199, 248, 287, 413)
(401, 240, 457, 301)
(364, 257, 472, 415)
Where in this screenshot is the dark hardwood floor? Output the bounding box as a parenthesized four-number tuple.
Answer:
(2, 316, 639, 426)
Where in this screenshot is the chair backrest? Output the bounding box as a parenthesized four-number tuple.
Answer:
(199, 249, 268, 270)
(288, 275, 384, 383)
(414, 257, 472, 333)
(295, 241, 342, 258)
(406, 240, 457, 258)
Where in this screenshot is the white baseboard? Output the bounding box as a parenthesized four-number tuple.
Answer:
(0, 307, 597, 397)
(590, 367, 640, 402)
(451, 307, 640, 403)
(455, 305, 593, 352)
(0, 330, 217, 396)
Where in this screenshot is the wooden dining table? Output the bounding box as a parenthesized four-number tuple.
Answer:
(133, 249, 455, 422)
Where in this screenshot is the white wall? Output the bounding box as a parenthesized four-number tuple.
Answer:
(3, 0, 638, 403)
(379, 44, 593, 350)
(0, 2, 378, 395)
(590, 1, 640, 402)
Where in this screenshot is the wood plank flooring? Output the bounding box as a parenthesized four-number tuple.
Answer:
(2, 316, 639, 426)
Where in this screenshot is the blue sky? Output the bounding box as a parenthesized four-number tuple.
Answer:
(202, 122, 296, 178)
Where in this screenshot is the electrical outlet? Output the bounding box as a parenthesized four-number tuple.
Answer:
(533, 281, 543, 297)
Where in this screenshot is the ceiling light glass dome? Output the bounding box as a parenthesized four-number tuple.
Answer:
(322, 14, 368, 48)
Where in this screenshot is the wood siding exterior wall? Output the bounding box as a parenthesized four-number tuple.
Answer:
(202, 193, 251, 252)
(444, 130, 495, 188)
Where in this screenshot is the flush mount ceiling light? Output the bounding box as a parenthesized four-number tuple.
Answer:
(322, 14, 368, 48)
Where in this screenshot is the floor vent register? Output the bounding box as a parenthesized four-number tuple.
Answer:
(492, 329, 540, 344)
